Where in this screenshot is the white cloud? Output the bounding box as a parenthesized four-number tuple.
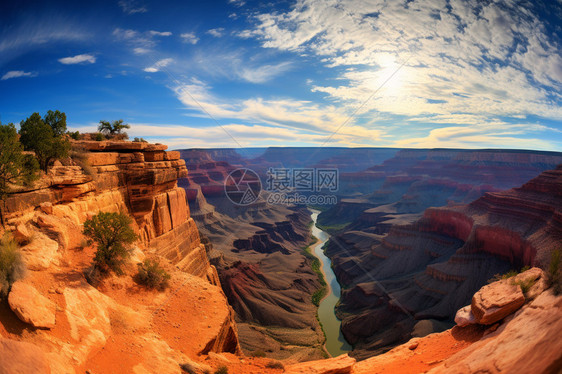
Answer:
(242, 0, 562, 146)
(228, 0, 246, 7)
(238, 61, 293, 83)
(206, 28, 225, 38)
(172, 80, 383, 145)
(1, 70, 36, 80)
(149, 30, 172, 37)
(180, 32, 199, 44)
(58, 53, 96, 64)
(113, 28, 138, 40)
(113, 28, 164, 53)
(133, 47, 150, 55)
(118, 0, 147, 14)
(144, 58, 174, 73)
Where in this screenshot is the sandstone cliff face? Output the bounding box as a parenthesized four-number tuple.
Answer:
(325, 165, 562, 359)
(0, 140, 240, 373)
(3, 140, 215, 280)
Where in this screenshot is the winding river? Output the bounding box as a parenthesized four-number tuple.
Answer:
(310, 209, 352, 357)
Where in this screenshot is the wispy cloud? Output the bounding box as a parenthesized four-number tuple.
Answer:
(180, 32, 199, 44)
(144, 58, 174, 73)
(241, 0, 562, 147)
(1, 70, 37, 80)
(118, 0, 147, 14)
(0, 15, 89, 66)
(172, 79, 383, 145)
(149, 30, 172, 37)
(228, 0, 246, 7)
(58, 53, 96, 64)
(237, 61, 293, 83)
(113, 28, 162, 53)
(133, 47, 150, 55)
(206, 28, 225, 38)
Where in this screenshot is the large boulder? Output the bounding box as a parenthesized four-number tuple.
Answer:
(430, 291, 562, 374)
(20, 232, 60, 271)
(0, 337, 50, 374)
(284, 354, 356, 374)
(471, 281, 525, 325)
(8, 282, 56, 329)
(454, 305, 476, 327)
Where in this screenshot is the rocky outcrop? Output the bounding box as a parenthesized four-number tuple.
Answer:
(8, 281, 56, 329)
(0, 140, 241, 373)
(430, 290, 562, 373)
(471, 282, 525, 325)
(3, 140, 214, 281)
(284, 354, 356, 374)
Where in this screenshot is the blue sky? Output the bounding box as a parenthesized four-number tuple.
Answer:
(1, 0, 561, 150)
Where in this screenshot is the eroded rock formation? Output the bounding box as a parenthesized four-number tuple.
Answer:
(0, 140, 240, 373)
(325, 163, 562, 358)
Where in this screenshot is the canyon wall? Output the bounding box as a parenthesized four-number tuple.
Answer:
(177, 149, 327, 361)
(0, 140, 240, 373)
(325, 164, 562, 359)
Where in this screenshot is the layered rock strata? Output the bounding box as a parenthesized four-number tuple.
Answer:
(326, 165, 562, 358)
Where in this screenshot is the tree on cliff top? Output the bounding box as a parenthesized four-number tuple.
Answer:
(98, 119, 130, 138)
(18, 111, 70, 171)
(83, 212, 137, 276)
(0, 123, 39, 199)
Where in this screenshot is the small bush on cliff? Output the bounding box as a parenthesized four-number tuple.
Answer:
(0, 234, 26, 297)
(98, 119, 130, 138)
(0, 122, 39, 199)
(265, 360, 285, 369)
(135, 259, 170, 290)
(548, 249, 561, 295)
(214, 366, 228, 374)
(83, 212, 137, 276)
(488, 266, 530, 284)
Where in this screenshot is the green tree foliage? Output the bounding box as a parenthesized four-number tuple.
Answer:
(83, 212, 137, 275)
(43, 110, 67, 137)
(548, 249, 561, 295)
(18, 112, 70, 171)
(0, 123, 39, 198)
(0, 234, 26, 298)
(98, 119, 130, 136)
(136, 259, 171, 290)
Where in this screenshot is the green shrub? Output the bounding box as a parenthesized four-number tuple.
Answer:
(83, 212, 137, 276)
(0, 234, 26, 297)
(133, 137, 147, 143)
(251, 350, 266, 358)
(67, 131, 80, 140)
(136, 259, 171, 290)
(265, 360, 285, 369)
(488, 266, 530, 284)
(548, 249, 561, 295)
(214, 366, 228, 374)
(94, 132, 105, 141)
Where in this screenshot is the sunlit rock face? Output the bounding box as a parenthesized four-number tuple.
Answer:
(3, 140, 214, 281)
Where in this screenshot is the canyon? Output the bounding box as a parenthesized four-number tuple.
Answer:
(0, 143, 561, 373)
(319, 149, 562, 359)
